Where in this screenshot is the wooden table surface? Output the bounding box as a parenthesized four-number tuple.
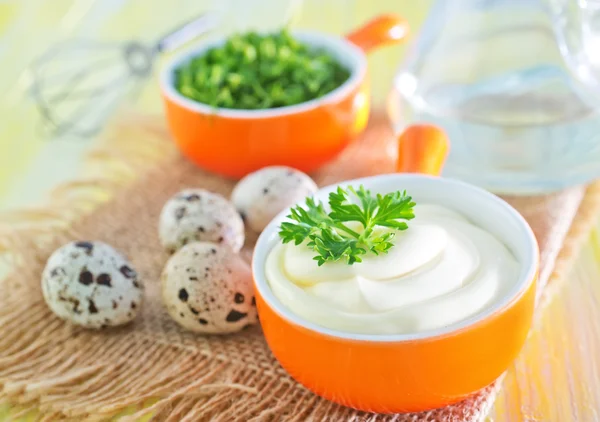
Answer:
(0, 1, 599, 421)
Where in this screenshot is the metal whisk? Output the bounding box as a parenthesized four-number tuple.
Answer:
(29, 13, 220, 138)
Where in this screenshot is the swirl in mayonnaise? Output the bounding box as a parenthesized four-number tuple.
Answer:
(265, 204, 520, 335)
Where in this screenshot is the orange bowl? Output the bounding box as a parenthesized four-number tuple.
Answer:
(159, 15, 409, 179)
(252, 174, 539, 413)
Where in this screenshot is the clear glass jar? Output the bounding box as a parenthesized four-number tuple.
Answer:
(388, 0, 600, 194)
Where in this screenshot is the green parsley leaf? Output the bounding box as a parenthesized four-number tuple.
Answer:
(278, 197, 331, 245)
(278, 185, 415, 266)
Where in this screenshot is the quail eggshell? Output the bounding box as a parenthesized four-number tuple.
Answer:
(41, 241, 143, 329)
(159, 188, 244, 253)
(231, 166, 318, 232)
(161, 242, 257, 334)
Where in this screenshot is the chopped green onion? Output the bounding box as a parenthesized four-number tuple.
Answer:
(174, 29, 351, 110)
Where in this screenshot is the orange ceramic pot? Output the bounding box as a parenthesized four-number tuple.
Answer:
(159, 15, 409, 178)
(251, 126, 539, 413)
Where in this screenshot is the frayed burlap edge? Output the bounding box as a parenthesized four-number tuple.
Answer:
(0, 115, 274, 422)
(0, 111, 599, 422)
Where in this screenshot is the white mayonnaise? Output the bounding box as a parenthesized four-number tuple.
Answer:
(265, 204, 520, 335)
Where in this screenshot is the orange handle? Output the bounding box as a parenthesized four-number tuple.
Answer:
(397, 124, 449, 176)
(345, 14, 409, 53)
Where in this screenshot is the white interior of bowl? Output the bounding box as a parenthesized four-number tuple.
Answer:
(252, 174, 539, 342)
(159, 31, 366, 118)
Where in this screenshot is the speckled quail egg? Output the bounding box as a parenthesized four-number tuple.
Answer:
(231, 166, 318, 232)
(161, 242, 257, 334)
(41, 241, 143, 329)
(159, 189, 245, 254)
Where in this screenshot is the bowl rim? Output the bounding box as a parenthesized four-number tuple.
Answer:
(159, 30, 367, 119)
(252, 174, 540, 343)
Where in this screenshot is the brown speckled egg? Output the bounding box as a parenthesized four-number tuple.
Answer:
(41, 241, 143, 329)
(161, 242, 257, 334)
(159, 189, 244, 254)
(231, 166, 318, 232)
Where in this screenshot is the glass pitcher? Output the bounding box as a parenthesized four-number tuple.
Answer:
(388, 0, 600, 194)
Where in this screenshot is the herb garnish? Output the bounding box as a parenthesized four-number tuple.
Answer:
(174, 29, 351, 110)
(279, 186, 415, 266)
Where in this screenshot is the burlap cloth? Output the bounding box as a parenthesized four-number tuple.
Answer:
(1, 112, 599, 422)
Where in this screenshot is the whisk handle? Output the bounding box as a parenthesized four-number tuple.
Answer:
(155, 12, 220, 53)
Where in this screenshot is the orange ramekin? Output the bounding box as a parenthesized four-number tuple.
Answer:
(159, 15, 409, 179)
(251, 126, 539, 413)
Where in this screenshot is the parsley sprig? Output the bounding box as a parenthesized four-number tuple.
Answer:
(278, 185, 415, 266)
